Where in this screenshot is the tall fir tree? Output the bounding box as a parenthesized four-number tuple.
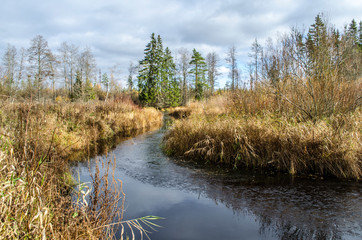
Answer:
(305, 14, 329, 82)
(138, 33, 159, 106)
(163, 47, 181, 107)
(156, 35, 165, 106)
(189, 49, 208, 100)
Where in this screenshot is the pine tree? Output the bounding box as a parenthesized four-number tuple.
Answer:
(163, 47, 180, 107)
(189, 49, 208, 100)
(156, 35, 165, 106)
(306, 14, 329, 81)
(138, 33, 159, 106)
(347, 19, 358, 45)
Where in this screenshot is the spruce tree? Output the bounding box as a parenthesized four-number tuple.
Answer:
(163, 47, 181, 107)
(306, 14, 329, 82)
(72, 70, 83, 101)
(189, 49, 208, 100)
(138, 33, 159, 106)
(156, 35, 165, 106)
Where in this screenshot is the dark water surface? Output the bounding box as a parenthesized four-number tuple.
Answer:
(72, 123, 362, 240)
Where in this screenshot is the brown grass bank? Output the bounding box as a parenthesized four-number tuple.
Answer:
(163, 95, 361, 180)
(0, 100, 162, 239)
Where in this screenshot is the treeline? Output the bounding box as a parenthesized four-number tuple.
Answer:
(0, 36, 121, 101)
(252, 15, 362, 119)
(1, 14, 361, 111)
(135, 14, 361, 109)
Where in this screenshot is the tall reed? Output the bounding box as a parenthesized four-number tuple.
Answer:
(163, 93, 361, 179)
(0, 99, 163, 239)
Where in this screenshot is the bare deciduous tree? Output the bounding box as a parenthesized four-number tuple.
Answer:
(226, 45, 237, 90)
(177, 48, 190, 105)
(249, 39, 263, 90)
(2, 44, 17, 93)
(206, 51, 220, 94)
(79, 47, 97, 85)
(27, 35, 53, 100)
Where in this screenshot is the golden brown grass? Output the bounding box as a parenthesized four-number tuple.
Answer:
(168, 95, 229, 119)
(164, 93, 361, 180)
(0, 100, 163, 239)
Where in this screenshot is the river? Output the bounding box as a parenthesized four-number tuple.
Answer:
(72, 119, 362, 240)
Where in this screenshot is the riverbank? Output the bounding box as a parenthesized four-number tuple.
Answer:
(164, 94, 361, 180)
(0, 100, 162, 239)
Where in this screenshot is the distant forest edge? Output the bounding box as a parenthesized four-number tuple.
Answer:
(0, 14, 361, 109)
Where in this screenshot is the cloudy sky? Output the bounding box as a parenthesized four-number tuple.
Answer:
(0, 0, 361, 87)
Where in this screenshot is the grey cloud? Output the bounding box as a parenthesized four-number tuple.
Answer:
(1, 0, 361, 85)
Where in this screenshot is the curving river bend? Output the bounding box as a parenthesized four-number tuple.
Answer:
(72, 119, 362, 240)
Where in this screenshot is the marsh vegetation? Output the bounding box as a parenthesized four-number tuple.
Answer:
(0, 14, 361, 239)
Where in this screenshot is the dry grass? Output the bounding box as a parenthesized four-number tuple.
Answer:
(164, 95, 361, 180)
(0, 100, 163, 239)
(168, 95, 229, 119)
(228, 79, 362, 121)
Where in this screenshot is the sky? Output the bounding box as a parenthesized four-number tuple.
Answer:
(0, 0, 361, 87)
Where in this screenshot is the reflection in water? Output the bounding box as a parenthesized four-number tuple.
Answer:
(72, 118, 362, 240)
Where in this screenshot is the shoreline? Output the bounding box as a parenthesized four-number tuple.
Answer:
(0, 100, 163, 239)
(164, 102, 361, 180)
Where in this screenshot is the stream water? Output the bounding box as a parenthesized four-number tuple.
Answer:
(72, 119, 362, 240)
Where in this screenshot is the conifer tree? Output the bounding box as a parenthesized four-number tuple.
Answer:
(305, 14, 330, 82)
(156, 35, 165, 106)
(72, 70, 83, 100)
(138, 33, 180, 107)
(138, 33, 159, 106)
(189, 49, 208, 100)
(163, 47, 181, 107)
